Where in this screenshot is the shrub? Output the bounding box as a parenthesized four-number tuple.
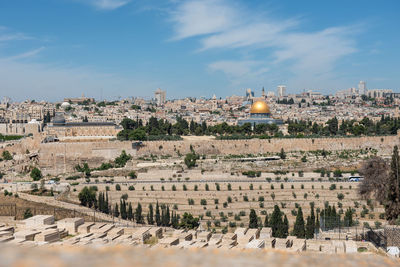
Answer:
(128, 185, 135, 191)
(329, 184, 336, 190)
(200, 199, 207, 205)
(337, 193, 344, 200)
(115, 184, 121, 191)
(128, 171, 137, 179)
(2, 150, 13, 160)
(23, 208, 33, 219)
(30, 167, 43, 181)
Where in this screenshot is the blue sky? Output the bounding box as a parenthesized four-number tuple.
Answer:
(0, 0, 399, 101)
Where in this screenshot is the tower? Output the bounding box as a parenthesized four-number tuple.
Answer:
(154, 88, 166, 106)
(277, 85, 286, 98)
(358, 81, 366, 95)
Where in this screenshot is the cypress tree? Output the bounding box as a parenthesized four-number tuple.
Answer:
(98, 192, 103, 212)
(148, 203, 154, 225)
(128, 202, 133, 221)
(283, 215, 289, 238)
(135, 203, 143, 223)
(310, 206, 316, 231)
(114, 203, 119, 218)
(161, 205, 166, 226)
(385, 145, 400, 222)
(105, 192, 109, 214)
(315, 214, 320, 233)
(120, 200, 127, 220)
(166, 206, 171, 226)
(293, 207, 305, 238)
(264, 212, 269, 227)
(270, 205, 283, 238)
(155, 201, 161, 226)
(249, 209, 258, 228)
(305, 216, 314, 239)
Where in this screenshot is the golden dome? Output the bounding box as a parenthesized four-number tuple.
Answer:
(250, 100, 270, 114)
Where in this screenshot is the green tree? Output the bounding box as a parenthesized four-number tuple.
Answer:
(270, 205, 284, 238)
(2, 150, 12, 161)
(279, 148, 286, 159)
(249, 209, 258, 228)
(128, 202, 133, 221)
(30, 167, 43, 181)
(155, 201, 161, 226)
(305, 216, 314, 239)
(135, 203, 144, 223)
(179, 212, 199, 229)
(78, 186, 97, 208)
(114, 150, 132, 168)
(120, 200, 127, 220)
(23, 208, 33, 219)
(264, 212, 269, 227)
(114, 203, 119, 218)
(293, 207, 305, 238)
(147, 203, 154, 225)
(283, 215, 289, 237)
(385, 145, 400, 223)
(184, 152, 197, 168)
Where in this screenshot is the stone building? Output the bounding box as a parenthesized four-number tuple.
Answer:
(45, 114, 121, 139)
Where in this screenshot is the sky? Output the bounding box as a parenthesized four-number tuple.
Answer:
(0, 0, 399, 101)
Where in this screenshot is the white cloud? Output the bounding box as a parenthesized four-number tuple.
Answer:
(75, 0, 131, 10)
(170, 0, 239, 40)
(0, 26, 32, 42)
(5, 47, 45, 60)
(170, 0, 359, 87)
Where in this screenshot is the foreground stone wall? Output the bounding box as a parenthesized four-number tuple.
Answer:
(385, 225, 400, 247)
(35, 134, 400, 175)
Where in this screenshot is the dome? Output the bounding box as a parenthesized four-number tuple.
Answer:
(250, 100, 270, 114)
(61, 102, 70, 108)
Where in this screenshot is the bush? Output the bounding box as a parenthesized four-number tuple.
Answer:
(78, 186, 97, 207)
(30, 167, 43, 181)
(23, 208, 33, 219)
(115, 184, 121, 191)
(329, 184, 336, 190)
(184, 153, 197, 168)
(2, 150, 13, 161)
(337, 193, 345, 200)
(128, 185, 135, 191)
(128, 171, 137, 179)
(121, 193, 128, 200)
(200, 199, 207, 205)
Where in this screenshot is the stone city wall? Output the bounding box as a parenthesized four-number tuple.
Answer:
(35, 134, 400, 175)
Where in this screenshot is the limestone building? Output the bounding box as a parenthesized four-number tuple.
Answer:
(45, 114, 122, 140)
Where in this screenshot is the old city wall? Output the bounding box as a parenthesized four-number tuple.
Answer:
(36, 134, 400, 175)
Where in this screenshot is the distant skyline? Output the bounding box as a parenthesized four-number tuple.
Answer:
(0, 0, 399, 101)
